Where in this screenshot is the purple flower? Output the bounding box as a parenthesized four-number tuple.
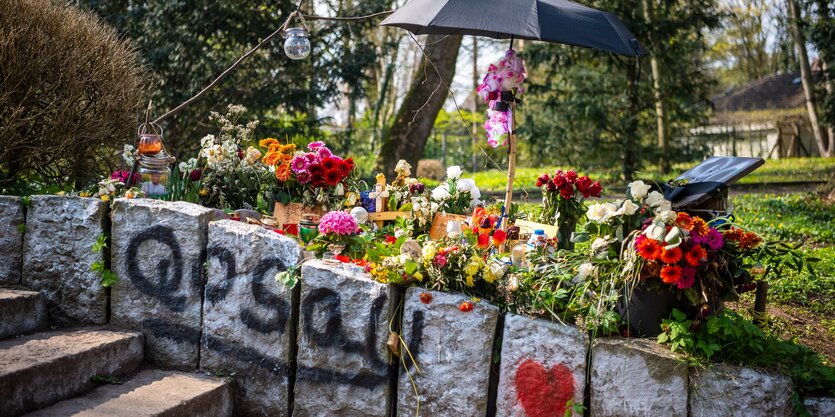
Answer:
(296, 171, 312, 184)
(705, 228, 725, 251)
(318, 211, 359, 236)
(317, 147, 333, 160)
(307, 141, 325, 150)
(290, 155, 309, 173)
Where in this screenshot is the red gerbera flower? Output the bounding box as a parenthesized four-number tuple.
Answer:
(339, 160, 352, 176)
(659, 247, 683, 264)
(660, 265, 682, 284)
(308, 163, 324, 177)
(685, 245, 705, 267)
(636, 238, 662, 261)
(324, 169, 342, 186)
(321, 157, 338, 171)
(477, 233, 490, 248)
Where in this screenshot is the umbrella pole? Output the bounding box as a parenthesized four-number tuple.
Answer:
(501, 101, 517, 252)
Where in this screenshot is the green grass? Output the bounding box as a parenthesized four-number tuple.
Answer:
(426, 157, 835, 193)
(731, 193, 835, 246)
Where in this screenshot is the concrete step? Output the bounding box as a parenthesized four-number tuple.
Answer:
(0, 328, 143, 417)
(23, 369, 233, 417)
(0, 288, 48, 339)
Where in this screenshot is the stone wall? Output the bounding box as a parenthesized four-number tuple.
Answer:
(2, 195, 829, 417)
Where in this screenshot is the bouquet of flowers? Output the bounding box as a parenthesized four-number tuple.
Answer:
(430, 166, 481, 215)
(260, 140, 356, 211)
(194, 105, 270, 210)
(537, 170, 603, 248)
(307, 210, 366, 258)
(477, 49, 526, 148)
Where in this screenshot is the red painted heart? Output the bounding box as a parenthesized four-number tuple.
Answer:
(514, 359, 576, 417)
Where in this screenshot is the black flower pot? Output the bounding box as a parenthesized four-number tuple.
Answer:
(617, 283, 688, 337)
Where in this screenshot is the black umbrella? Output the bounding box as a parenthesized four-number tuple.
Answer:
(380, 0, 644, 242)
(380, 0, 645, 57)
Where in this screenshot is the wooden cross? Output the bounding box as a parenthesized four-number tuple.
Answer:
(368, 173, 390, 229)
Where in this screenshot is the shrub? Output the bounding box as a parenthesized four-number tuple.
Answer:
(0, 0, 147, 190)
(417, 159, 444, 180)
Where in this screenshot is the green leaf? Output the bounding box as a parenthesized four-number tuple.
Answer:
(275, 270, 298, 289)
(17, 223, 25, 234)
(571, 232, 590, 243)
(100, 270, 119, 287)
(92, 234, 108, 253)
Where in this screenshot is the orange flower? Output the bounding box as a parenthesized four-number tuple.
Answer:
(268, 143, 283, 154)
(660, 265, 682, 284)
(280, 153, 293, 163)
(685, 245, 705, 267)
(723, 227, 744, 242)
(259, 138, 278, 148)
(262, 152, 281, 166)
(281, 143, 297, 154)
(675, 212, 693, 231)
(739, 231, 763, 250)
(276, 164, 291, 181)
(691, 217, 708, 237)
(637, 238, 663, 261)
(659, 247, 683, 264)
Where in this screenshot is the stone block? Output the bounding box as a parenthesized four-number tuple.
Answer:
(0, 289, 47, 339)
(690, 364, 796, 417)
(590, 337, 688, 417)
(397, 288, 500, 417)
(496, 313, 588, 417)
(110, 198, 221, 368)
(200, 220, 302, 417)
(0, 328, 143, 416)
(0, 196, 25, 285)
(27, 369, 233, 417)
(293, 260, 395, 417)
(804, 397, 835, 417)
(22, 195, 107, 325)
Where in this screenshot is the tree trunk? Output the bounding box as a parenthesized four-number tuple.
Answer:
(815, 0, 834, 149)
(471, 36, 479, 173)
(377, 35, 463, 174)
(643, 0, 670, 174)
(788, 0, 831, 157)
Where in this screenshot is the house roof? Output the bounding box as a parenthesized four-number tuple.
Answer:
(711, 72, 805, 114)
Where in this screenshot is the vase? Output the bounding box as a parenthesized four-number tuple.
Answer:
(617, 283, 687, 337)
(556, 219, 577, 251)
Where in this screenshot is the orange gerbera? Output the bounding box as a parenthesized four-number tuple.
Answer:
(691, 217, 709, 237)
(660, 265, 682, 284)
(279, 153, 293, 162)
(281, 143, 297, 154)
(659, 247, 683, 264)
(259, 138, 278, 148)
(262, 152, 281, 166)
(685, 245, 705, 267)
(275, 164, 291, 181)
(636, 238, 663, 261)
(675, 212, 693, 231)
(739, 231, 763, 250)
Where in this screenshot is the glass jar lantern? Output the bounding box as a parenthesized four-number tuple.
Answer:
(284, 27, 311, 60)
(137, 123, 163, 155)
(139, 154, 173, 198)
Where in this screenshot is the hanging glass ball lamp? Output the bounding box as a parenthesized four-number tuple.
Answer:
(284, 27, 311, 60)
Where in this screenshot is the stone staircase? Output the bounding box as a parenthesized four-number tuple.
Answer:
(0, 289, 233, 417)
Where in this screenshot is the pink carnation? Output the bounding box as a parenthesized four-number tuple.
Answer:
(307, 141, 325, 150)
(318, 211, 359, 236)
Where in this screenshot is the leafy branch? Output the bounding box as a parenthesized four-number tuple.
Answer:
(90, 233, 119, 287)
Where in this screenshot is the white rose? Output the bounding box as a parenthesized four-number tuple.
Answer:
(656, 210, 677, 223)
(591, 237, 609, 253)
(645, 191, 666, 208)
(395, 159, 412, 177)
(431, 183, 451, 201)
(245, 146, 262, 164)
(587, 203, 609, 222)
(600, 203, 621, 222)
(458, 178, 476, 192)
(618, 199, 639, 216)
(446, 165, 462, 179)
(657, 200, 672, 213)
(628, 180, 651, 200)
(470, 186, 481, 200)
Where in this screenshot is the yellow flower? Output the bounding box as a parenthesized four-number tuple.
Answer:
(56, 191, 66, 196)
(465, 274, 474, 287)
(464, 261, 480, 277)
(413, 272, 424, 282)
(199, 188, 209, 197)
(78, 192, 91, 197)
(100, 195, 110, 202)
(259, 138, 278, 148)
(281, 143, 297, 154)
(422, 244, 437, 263)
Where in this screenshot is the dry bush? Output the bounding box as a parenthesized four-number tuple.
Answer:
(0, 0, 147, 188)
(417, 159, 444, 180)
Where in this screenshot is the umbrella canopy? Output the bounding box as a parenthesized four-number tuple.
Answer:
(381, 0, 645, 56)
